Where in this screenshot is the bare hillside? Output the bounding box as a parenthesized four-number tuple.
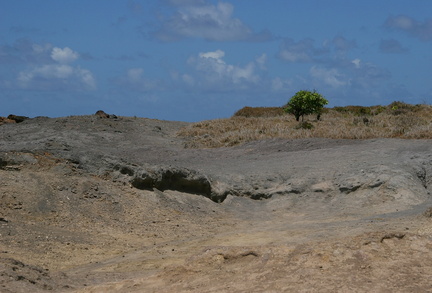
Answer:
(1, 114, 432, 292)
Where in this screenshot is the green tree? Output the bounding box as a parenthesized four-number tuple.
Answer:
(284, 90, 329, 121)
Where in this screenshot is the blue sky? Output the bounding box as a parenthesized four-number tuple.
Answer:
(1, 0, 432, 121)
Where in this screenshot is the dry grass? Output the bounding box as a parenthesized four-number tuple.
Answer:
(178, 102, 432, 148)
(233, 106, 285, 117)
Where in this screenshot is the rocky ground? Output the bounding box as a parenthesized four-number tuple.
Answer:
(0, 114, 432, 292)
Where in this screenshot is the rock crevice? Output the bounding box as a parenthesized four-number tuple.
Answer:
(121, 165, 216, 201)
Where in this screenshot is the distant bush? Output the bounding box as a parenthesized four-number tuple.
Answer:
(333, 101, 423, 117)
(333, 105, 390, 116)
(389, 101, 413, 110)
(233, 107, 285, 118)
(334, 106, 373, 116)
(284, 90, 329, 121)
(388, 101, 422, 115)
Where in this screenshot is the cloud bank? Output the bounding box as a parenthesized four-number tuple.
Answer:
(18, 46, 95, 91)
(114, 68, 163, 92)
(1, 40, 96, 91)
(379, 39, 409, 54)
(385, 15, 432, 41)
(178, 49, 265, 92)
(153, 0, 272, 42)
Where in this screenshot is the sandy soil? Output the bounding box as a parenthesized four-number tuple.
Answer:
(0, 114, 432, 292)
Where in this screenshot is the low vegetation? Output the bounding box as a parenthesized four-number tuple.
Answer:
(284, 90, 328, 121)
(233, 106, 285, 118)
(178, 101, 432, 148)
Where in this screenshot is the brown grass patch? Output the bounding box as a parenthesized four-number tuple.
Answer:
(178, 103, 432, 148)
(233, 106, 285, 117)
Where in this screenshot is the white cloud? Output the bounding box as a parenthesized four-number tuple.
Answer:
(271, 77, 292, 92)
(186, 49, 261, 90)
(385, 15, 432, 41)
(310, 66, 347, 88)
(11, 42, 96, 91)
(232, 63, 256, 84)
(278, 50, 311, 63)
(385, 15, 415, 30)
(153, 1, 272, 42)
(350, 62, 391, 88)
(255, 53, 267, 70)
(165, 0, 205, 6)
(127, 68, 144, 82)
(0, 39, 53, 64)
(51, 47, 79, 64)
(32, 43, 52, 54)
(277, 38, 322, 63)
(115, 67, 162, 92)
(182, 73, 195, 86)
(18, 64, 72, 82)
(199, 49, 225, 60)
(306, 58, 391, 94)
(277, 36, 356, 63)
(17, 64, 96, 90)
(332, 36, 357, 52)
(352, 59, 361, 68)
(275, 34, 394, 101)
(379, 39, 409, 54)
(76, 68, 96, 89)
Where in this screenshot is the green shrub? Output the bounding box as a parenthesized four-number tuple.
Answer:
(284, 90, 329, 121)
(388, 101, 420, 115)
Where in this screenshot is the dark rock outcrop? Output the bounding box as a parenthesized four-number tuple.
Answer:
(7, 114, 29, 123)
(95, 110, 110, 118)
(95, 110, 117, 119)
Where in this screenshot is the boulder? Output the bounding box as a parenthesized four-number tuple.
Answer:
(6, 115, 28, 123)
(95, 110, 118, 119)
(95, 110, 110, 118)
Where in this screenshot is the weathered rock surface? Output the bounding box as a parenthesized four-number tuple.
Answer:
(0, 115, 432, 292)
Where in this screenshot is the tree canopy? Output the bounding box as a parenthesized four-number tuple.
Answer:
(284, 90, 329, 121)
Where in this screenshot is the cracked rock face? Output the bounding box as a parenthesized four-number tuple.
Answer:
(1, 116, 431, 207)
(129, 167, 212, 198)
